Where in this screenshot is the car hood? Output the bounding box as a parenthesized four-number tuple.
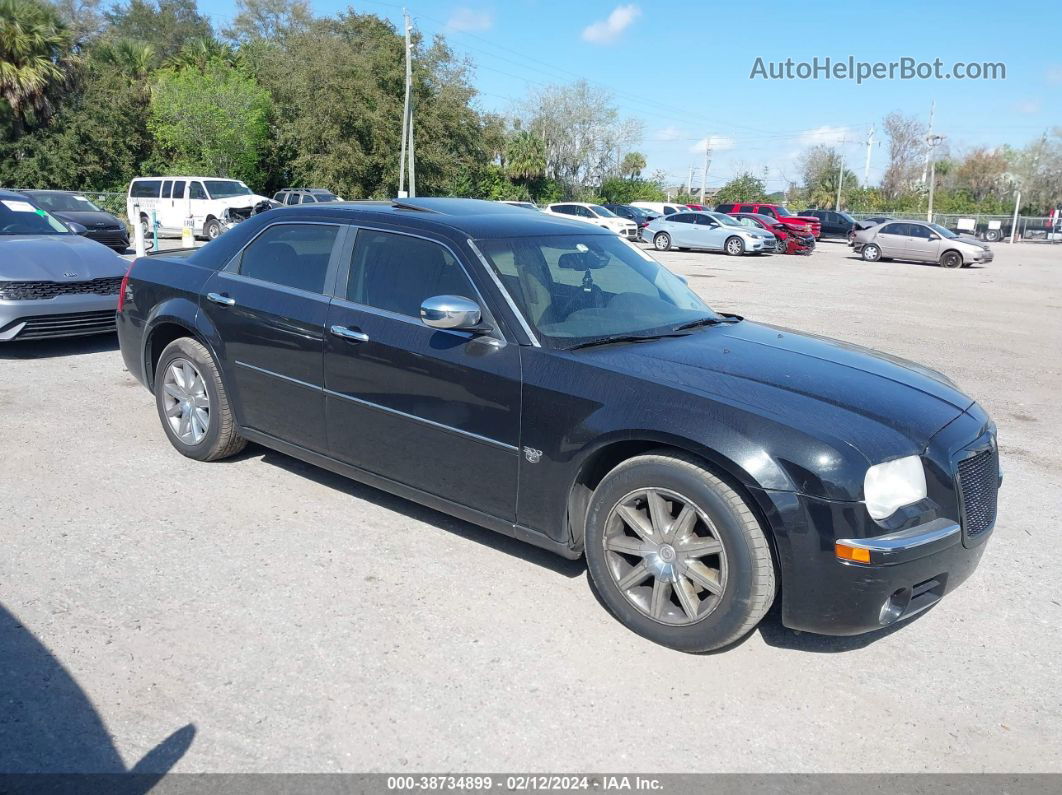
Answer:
(50, 209, 124, 229)
(580, 320, 972, 458)
(214, 194, 270, 209)
(0, 235, 128, 281)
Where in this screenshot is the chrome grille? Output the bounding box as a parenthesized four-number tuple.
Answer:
(0, 277, 122, 301)
(957, 449, 998, 537)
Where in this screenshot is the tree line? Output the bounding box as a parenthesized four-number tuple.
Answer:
(1, 0, 1058, 213)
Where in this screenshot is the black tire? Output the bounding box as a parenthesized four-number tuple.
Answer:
(861, 243, 881, 262)
(155, 337, 245, 462)
(584, 452, 776, 652)
(724, 236, 745, 256)
(653, 232, 672, 251)
(985, 229, 1000, 242)
(939, 250, 963, 269)
(775, 239, 787, 254)
(203, 218, 222, 241)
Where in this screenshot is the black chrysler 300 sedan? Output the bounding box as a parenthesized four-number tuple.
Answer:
(116, 198, 999, 651)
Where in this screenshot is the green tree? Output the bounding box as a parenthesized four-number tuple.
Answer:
(619, 151, 646, 179)
(0, 0, 72, 132)
(599, 176, 664, 204)
(105, 0, 212, 62)
(713, 172, 767, 204)
(223, 0, 311, 43)
(505, 130, 546, 180)
(148, 60, 270, 183)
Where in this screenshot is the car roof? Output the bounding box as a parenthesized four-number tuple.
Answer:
(0, 188, 34, 201)
(257, 197, 616, 239)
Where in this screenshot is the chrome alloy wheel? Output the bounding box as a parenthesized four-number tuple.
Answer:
(162, 357, 210, 445)
(602, 488, 728, 626)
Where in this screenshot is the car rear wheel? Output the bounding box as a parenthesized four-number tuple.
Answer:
(584, 452, 776, 652)
(155, 338, 245, 462)
(653, 232, 672, 251)
(985, 229, 1001, 242)
(724, 236, 745, 256)
(940, 250, 963, 269)
(861, 243, 882, 262)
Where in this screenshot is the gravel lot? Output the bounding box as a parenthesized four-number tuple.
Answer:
(2, 239, 1060, 774)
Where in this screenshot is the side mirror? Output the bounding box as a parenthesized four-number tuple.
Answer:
(420, 295, 484, 331)
(66, 221, 87, 235)
(928, 233, 939, 240)
(706, 221, 719, 228)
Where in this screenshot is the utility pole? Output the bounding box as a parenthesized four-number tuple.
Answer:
(687, 163, 694, 194)
(863, 125, 874, 186)
(405, 10, 416, 197)
(1010, 189, 1022, 244)
(925, 133, 944, 222)
(398, 9, 415, 197)
(920, 99, 935, 184)
(700, 138, 711, 204)
(835, 138, 847, 211)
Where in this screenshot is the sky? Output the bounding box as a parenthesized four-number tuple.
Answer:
(202, 0, 1062, 193)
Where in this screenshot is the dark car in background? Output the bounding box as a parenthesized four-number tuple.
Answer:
(799, 209, 857, 240)
(729, 212, 815, 255)
(1, 189, 129, 341)
(116, 197, 998, 652)
(273, 188, 342, 205)
(20, 190, 129, 252)
(602, 203, 655, 229)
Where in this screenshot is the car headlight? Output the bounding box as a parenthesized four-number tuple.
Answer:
(863, 455, 927, 520)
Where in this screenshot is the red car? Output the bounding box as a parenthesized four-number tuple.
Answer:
(716, 202, 822, 239)
(728, 212, 815, 255)
(684, 203, 709, 210)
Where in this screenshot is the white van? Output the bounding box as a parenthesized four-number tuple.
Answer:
(630, 201, 689, 218)
(127, 177, 271, 241)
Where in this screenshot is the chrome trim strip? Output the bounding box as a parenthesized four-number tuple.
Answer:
(838, 520, 960, 553)
(465, 237, 541, 348)
(323, 387, 518, 453)
(234, 360, 321, 392)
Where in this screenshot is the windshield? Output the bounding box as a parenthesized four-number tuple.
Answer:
(707, 212, 743, 227)
(27, 193, 102, 213)
(774, 205, 795, 217)
(929, 223, 959, 239)
(311, 191, 337, 201)
(0, 198, 71, 235)
(838, 212, 856, 223)
(590, 205, 617, 218)
(475, 234, 717, 348)
(204, 180, 252, 199)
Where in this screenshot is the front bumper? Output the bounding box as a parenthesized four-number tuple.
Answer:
(84, 228, 130, 251)
(0, 293, 119, 341)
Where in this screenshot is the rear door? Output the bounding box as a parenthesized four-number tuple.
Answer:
(666, 213, 697, 246)
(323, 227, 521, 520)
(200, 221, 345, 453)
(875, 222, 908, 257)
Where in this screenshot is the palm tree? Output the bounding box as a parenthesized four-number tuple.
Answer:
(164, 37, 236, 71)
(91, 38, 155, 81)
(620, 151, 646, 179)
(505, 130, 547, 181)
(0, 0, 72, 130)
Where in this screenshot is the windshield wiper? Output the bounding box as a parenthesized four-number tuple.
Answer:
(672, 313, 743, 332)
(565, 332, 690, 351)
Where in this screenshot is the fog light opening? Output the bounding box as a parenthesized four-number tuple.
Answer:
(879, 587, 911, 626)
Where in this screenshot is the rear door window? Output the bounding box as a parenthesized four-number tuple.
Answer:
(130, 180, 161, 199)
(237, 223, 341, 294)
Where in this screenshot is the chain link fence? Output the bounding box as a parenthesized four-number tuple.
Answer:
(849, 212, 1061, 242)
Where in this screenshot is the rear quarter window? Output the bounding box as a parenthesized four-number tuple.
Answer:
(130, 180, 161, 198)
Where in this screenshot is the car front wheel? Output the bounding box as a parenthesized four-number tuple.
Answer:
(724, 236, 745, 256)
(203, 218, 222, 240)
(155, 337, 246, 462)
(584, 452, 776, 652)
(861, 243, 882, 262)
(940, 250, 963, 269)
(653, 232, 672, 251)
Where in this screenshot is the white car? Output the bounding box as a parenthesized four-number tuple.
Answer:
(127, 177, 271, 241)
(543, 202, 638, 239)
(641, 210, 776, 256)
(497, 200, 540, 210)
(630, 201, 689, 218)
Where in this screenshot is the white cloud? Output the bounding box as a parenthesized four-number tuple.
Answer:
(653, 125, 686, 141)
(446, 7, 493, 32)
(798, 125, 853, 146)
(581, 4, 641, 44)
(689, 135, 735, 154)
(1013, 99, 1041, 114)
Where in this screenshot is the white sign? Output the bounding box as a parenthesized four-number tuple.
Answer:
(1, 200, 39, 213)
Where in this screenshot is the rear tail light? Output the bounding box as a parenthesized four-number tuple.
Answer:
(117, 262, 133, 312)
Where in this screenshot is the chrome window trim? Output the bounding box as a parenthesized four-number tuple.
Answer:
(336, 224, 505, 343)
(465, 237, 540, 348)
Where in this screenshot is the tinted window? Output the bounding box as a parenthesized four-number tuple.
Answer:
(662, 207, 677, 215)
(161, 180, 173, 199)
(288, 193, 302, 205)
(190, 182, 207, 200)
(757, 206, 777, 218)
(346, 230, 476, 319)
(204, 180, 252, 199)
(238, 223, 339, 293)
(907, 224, 932, 238)
(131, 180, 161, 199)
(552, 205, 575, 215)
(879, 222, 905, 235)
(273, 192, 285, 202)
(171, 180, 186, 200)
(670, 214, 696, 223)
(311, 191, 337, 201)
(716, 204, 734, 212)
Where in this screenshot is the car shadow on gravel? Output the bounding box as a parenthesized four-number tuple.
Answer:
(251, 446, 586, 579)
(0, 602, 195, 781)
(0, 334, 119, 359)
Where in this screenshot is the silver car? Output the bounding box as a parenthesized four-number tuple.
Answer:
(642, 210, 776, 255)
(852, 220, 993, 268)
(1, 190, 129, 341)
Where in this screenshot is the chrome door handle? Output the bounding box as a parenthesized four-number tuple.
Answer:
(330, 325, 369, 343)
(207, 292, 235, 307)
